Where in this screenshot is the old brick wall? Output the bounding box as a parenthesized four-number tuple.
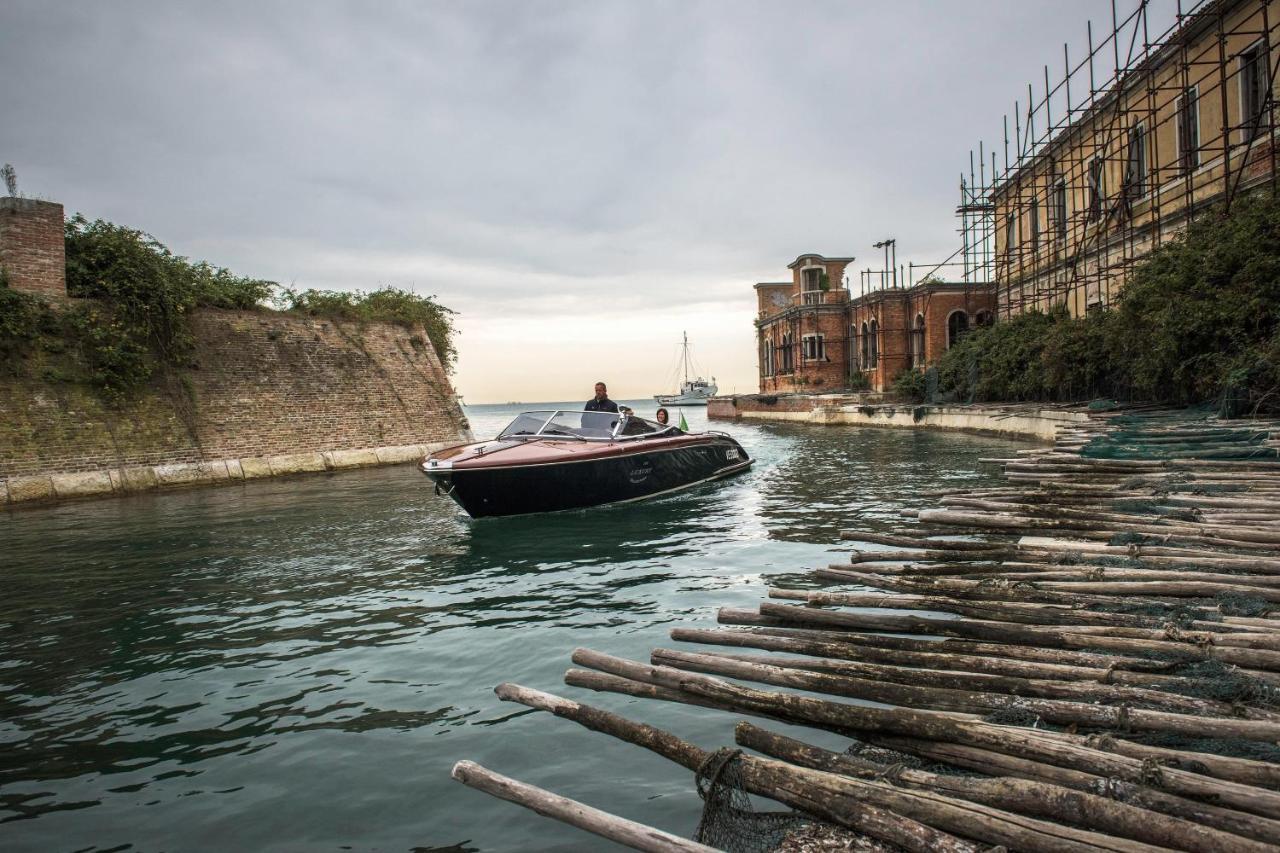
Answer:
(0, 306, 470, 496)
(0, 198, 65, 298)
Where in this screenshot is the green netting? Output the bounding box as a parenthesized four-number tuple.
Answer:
(1121, 730, 1280, 763)
(1215, 590, 1275, 617)
(1161, 660, 1280, 707)
(1085, 600, 1220, 625)
(1087, 398, 1120, 411)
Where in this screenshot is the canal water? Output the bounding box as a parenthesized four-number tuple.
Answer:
(0, 403, 1029, 852)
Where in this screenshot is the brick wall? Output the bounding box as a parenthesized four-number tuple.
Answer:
(0, 198, 65, 297)
(0, 305, 470, 488)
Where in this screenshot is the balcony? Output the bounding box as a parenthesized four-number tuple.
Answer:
(798, 288, 850, 306)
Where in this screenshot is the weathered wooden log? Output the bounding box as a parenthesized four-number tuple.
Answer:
(450, 760, 719, 853)
(772, 586, 1252, 635)
(735, 724, 1273, 852)
(916, 509, 1280, 549)
(494, 682, 981, 853)
(862, 735, 1280, 843)
(649, 647, 1280, 741)
(757, 601, 1280, 671)
(564, 652, 1280, 818)
(848, 548, 1018, 564)
(716, 610, 1183, 673)
(916, 507, 1280, 548)
(660, 645, 1274, 719)
(839, 531, 1009, 550)
(817, 572, 1278, 628)
(670, 627, 1186, 689)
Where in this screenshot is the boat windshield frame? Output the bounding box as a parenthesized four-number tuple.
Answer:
(497, 410, 681, 442)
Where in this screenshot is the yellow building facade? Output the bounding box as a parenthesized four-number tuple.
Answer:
(992, 0, 1279, 318)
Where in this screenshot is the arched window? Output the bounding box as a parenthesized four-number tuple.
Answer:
(860, 322, 870, 369)
(947, 311, 969, 349)
(910, 313, 925, 368)
(868, 318, 879, 365)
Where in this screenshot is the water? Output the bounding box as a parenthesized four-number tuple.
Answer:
(0, 402, 1030, 852)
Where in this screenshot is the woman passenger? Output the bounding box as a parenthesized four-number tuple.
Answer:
(655, 407, 670, 426)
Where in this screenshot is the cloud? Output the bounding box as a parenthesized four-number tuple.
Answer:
(0, 0, 1173, 401)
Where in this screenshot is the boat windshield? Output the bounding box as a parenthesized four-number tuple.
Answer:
(497, 410, 622, 440)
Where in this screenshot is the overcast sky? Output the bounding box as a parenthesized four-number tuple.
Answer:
(1, 1, 1182, 403)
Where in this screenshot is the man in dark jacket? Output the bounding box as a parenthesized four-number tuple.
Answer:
(584, 381, 619, 413)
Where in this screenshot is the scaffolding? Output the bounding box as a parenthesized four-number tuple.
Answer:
(958, 0, 1280, 319)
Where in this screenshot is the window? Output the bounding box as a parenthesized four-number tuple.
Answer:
(910, 314, 925, 368)
(761, 336, 774, 376)
(1052, 178, 1068, 242)
(1126, 122, 1147, 196)
(1004, 211, 1017, 255)
(947, 311, 969, 349)
(1086, 156, 1105, 221)
(860, 322, 870, 368)
(801, 334, 825, 361)
(1177, 86, 1200, 171)
(868, 319, 879, 365)
(1029, 194, 1040, 252)
(780, 333, 794, 373)
(1241, 41, 1268, 143)
(974, 310, 993, 328)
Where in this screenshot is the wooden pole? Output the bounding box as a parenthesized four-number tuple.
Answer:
(450, 761, 720, 853)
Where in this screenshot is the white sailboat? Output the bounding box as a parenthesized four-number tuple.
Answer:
(654, 332, 718, 406)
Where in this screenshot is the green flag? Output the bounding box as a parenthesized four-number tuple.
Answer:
(678, 411, 689, 431)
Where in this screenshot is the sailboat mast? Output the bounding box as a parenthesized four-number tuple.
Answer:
(682, 331, 690, 383)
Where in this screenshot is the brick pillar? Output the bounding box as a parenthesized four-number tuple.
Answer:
(0, 198, 66, 298)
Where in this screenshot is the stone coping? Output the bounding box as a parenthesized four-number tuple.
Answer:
(710, 396, 1091, 442)
(2, 442, 453, 507)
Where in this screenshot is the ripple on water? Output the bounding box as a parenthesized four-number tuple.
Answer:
(0, 403, 1031, 851)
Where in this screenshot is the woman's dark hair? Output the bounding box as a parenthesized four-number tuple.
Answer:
(655, 407, 670, 424)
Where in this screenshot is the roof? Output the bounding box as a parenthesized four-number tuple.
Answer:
(753, 281, 792, 289)
(786, 253, 857, 270)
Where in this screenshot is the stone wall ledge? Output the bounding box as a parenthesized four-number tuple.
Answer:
(708, 394, 1091, 442)
(2, 441, 454, 508)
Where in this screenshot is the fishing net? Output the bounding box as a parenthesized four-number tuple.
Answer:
(693, 748, 812, 853)
(1085, 600, 1220, 625)
(1119, 730, 1280, 763)
(1215, 590, 1275, 617)
(844, 740, 983, 778)
(1160, 659, 1280, 708)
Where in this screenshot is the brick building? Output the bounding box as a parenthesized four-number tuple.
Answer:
(755, 253, 994, 393)
(1, 197, 65, 298)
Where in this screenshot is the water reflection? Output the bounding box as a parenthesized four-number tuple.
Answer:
(0, 404, 1030, 851)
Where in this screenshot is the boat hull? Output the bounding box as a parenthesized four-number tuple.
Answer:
(425, 436, 751, 518)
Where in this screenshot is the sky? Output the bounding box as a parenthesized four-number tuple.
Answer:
(0, 1, 1185, 403)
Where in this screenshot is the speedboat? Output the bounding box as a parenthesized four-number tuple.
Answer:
(420, 410, 752, 518)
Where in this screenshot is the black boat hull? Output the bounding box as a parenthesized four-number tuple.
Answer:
(427, 436, 751, 518)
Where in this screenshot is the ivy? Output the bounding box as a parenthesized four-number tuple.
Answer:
(63, 215, 276, 400)
(278, 286, 458, 371)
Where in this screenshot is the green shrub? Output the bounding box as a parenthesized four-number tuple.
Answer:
(846, 370, 871, 391)
(63, 214, 277, 399)
(278, 286, 457, 370)
(933, 192, 1280, 412)
(890, 367, 926, 402)
(0, 269, 53, 362)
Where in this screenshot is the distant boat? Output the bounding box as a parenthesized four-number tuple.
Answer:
(654, 332, 718, 406)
